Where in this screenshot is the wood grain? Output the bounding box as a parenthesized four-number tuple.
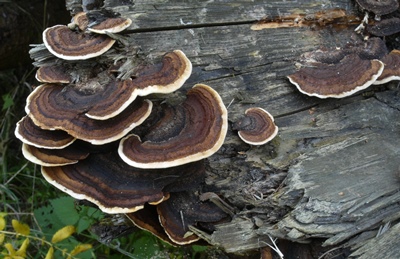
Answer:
(62, 0, 400, 255)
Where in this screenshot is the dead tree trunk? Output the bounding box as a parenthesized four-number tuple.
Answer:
(61, 0, 400, 257)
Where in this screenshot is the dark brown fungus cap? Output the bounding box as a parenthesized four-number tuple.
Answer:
(157, 191, 228, 245)
(41, 151, 206, 214)
(15, 116, 75, 149)
(287, 54, 384, 98)
(353, 37, 388, 60)
(126, 205, 176, 246)
(119, 84, 228, 169)
(26, 84, 152, 145)
(35, 65, 71, 84)
(367, 17, 400, 37)
(374, 50, 400, 85)
(128, 50, 192, 95)
(161, 159, 206, 193)
(26, 80, 141, 121)
(22, 143, 89, 167)
(88, 17, 132, 34)
(43, 25, 116, 60)
(233, 107, 278, 145)
(86, 50, 192, 120)
(355, 0, 399, 15)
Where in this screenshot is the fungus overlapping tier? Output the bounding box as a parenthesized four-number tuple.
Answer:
(119, 84, 228, 169)
(286, 36, 400, 98)
(17, 11, 231, 245)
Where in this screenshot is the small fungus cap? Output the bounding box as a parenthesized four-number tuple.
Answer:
(35, 65, 71, 84)
(367, 17, 400, 37)
(233, 107, 278, 145)
(22, 143, 89, 167)
(374, 50, 400, 85)
(118, 84, 228, 169)
(88, 17, 132, 34)
(352, 37, 388, 60)
(71, 12, 89, 31)
(355, 0, 399, 15)
(126, 205, 176, 246)
(157, 191, 228, 245)
(287, 54, 384, 98)
(15, 116, 75, 149)
(43, 25, 116, 60)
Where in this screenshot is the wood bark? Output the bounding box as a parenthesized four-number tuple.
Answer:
(60, 0, 400, 257)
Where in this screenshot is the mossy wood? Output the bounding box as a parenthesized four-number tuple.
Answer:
(64, 0, 400, 257)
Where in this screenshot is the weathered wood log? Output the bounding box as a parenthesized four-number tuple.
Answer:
(55, 0, 400, 257)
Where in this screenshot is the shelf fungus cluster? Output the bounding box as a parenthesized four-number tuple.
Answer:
(287, 37, 400, 98)
(16, 11, 230, 245)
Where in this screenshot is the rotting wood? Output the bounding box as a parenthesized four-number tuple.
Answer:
(58, 0, 400, 256)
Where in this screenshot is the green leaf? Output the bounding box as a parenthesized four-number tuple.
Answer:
(192, 245, 208, 253)
(50, 197, 79, 226)
(132, 231, 160, 258)
(76, 217, 91, 234)
(2, 93, 13, 110)
(86, 207, 103, 220)
(34, 203, 66, 240)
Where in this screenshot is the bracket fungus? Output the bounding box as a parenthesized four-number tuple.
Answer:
(43, 25, 116, 60)
(157, 191, 228, 245)
(233, 107, 278, 145)
(352, 37, 388, 61)
(17, 22, 229, 245)
(26, 84, 153, 145)
(22, 143, 89, 167)
(355, 0, 399, 16)
(119, 84, 228, 169)
(71, 12, 89, 31)
(126, 205, 176, 245)
(41, 151, 206, 214)
(70, 11, 132, 34)
(88, 16, 132, 34)
(35, 65, 71, 84)
(15, 116, 75, 149)
(374, 50, 400, 85)
(367, 17, 400, 37)
(287, 54, 384, 98)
